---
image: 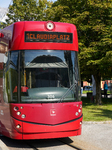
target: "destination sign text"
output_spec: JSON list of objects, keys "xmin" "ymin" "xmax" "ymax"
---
[{"xmin": 25, "ymin": 31, "xmax": 73, "ymax": 43}]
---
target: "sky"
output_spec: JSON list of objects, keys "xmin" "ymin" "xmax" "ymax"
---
[
  {"xmin": 0, "ymin": 0, "xmax": 56, "ymax": 8},
  {"xmin": 0, "ymin": 0, "xmax": 12, "ymax": 8}
]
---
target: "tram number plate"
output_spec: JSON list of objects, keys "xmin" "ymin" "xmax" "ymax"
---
[{"xmin": 47, "ymin": 94, "xmax": 55, "ymax": 99}]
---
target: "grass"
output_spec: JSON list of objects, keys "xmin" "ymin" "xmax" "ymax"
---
[
  {"xmin": 82, "ymin": 97, "xmax": 112, "ymax": 121},
  {"xmin": 83, "ymin": 90, "xmax": 92, "ymax": 94},
  {"xmin": 82, "ymin": 90, "xmax": 111, "ymax": 94}
]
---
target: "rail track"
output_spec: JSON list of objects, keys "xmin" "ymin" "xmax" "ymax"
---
[
  {"xmin": 0, "ymin": 132, "xmax": 102, "ymax": 150},
  {"xmin": 0, "ymin": 135, "xmax": 81, "ymax": 150},
  {"xmin": 24, "ymin": 138, "xmax": 81, "ymax": 150}
]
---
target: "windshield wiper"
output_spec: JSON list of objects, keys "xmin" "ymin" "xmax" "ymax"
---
[{"xmin": 59, "ymin": 80, "xmax": 77, "ymax": 102}]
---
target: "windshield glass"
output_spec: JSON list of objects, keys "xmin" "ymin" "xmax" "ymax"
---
[
  {"xmin": 7, "ymin": 50, "xmax": 80, "ymax": 103},
  {"xmin": 20, "ymin": 50, "xmax": 81, "ymax": 103}
]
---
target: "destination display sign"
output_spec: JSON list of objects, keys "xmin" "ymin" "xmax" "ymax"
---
[{"xmin": 25, "ymin": 31, "xmax": 73, "ymax": 43}]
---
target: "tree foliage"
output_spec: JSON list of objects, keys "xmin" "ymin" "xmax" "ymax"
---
[
  {"xmin": 52, "ymin": 0, "xmax": 112, "ymax": 104},
  {"xmin": 6, "ymin": 0, "xmax": 52, "ymax": 25},
  {"xmin": 0, "ymin": 22, "xmax": 6, "ymax": 29}
]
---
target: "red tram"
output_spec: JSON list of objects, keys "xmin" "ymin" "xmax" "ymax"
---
[{"xmin": 0, "ymin": 21, "xmax": 83, "ymax": 139}]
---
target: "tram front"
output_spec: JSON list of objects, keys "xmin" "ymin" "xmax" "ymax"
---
[{"xmin": 5, "ymin": 49, "xmax": 82, "ymax": 139}]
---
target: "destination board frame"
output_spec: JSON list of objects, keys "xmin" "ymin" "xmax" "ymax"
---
[{"xmin": 25, "ymin": 31, "xmax": 73, "ymax": 43}]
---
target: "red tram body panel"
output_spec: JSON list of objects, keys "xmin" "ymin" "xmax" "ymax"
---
[
  {"xmin": 9, "ymin": 21, "xmax": 78, "ymax": 51},
  {"xmin": 0, "ymin": 21, "xmax": 82, "ymax": 140}
]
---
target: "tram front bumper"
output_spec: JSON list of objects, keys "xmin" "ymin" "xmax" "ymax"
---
[{"xmin": 11, "ymin": 115, "xmax": 83, "ymax": 139}]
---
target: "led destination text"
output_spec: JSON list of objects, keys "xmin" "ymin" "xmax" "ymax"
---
[{"xmin": 25, "ymin": 31, "xmax": 73, "ymax": 43}]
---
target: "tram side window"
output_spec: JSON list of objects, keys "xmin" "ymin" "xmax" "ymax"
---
[
  {"xmin": 74, "ymin": 53, "xmax": 81, "ymax": 101},
  {"xmin": 3, "ymin": 52, "xmax": 10, "ymax": 103},
  {"xmin": 9, "ymin": 51, "xmax": 18, "ymax": 102},
  {"xmin": 0, "ymin": 53, "xmax": 4, "ymax": 102},
  {"xmin": 3, "ymin": 51, "xmax": 19, "ymax": 103},
  {"xmin": 64, "ymin": 51, "xmax": 73, "ymax": 86},
  {"xmin": 64, "ymin": 51, "xmax": 81, "ymax": 101}
]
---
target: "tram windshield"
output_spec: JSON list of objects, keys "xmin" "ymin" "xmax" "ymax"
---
[{"xmin": 4, "ymin": 50, "xmax": 81, "ymax": 103}]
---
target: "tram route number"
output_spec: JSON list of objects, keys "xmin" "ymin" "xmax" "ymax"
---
[{"xmin": 25, "ymin": 31, "xmax": 73, "ymax": 43}]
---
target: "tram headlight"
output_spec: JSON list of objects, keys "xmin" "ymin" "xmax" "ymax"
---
[
  {"xmin": 17, "ymin": 111, "xmax": 21, "ymax": 115},
  {"xmin": 45, "ymin": 21, "xmax": 55, "ymax": 31},
  {"xmin": 78, "ymin": 109, "xmax": 81, "ymax": 113},
  {"xmin": 21, "ymin": 114, "xmax": 26, "ymax": 118},
  {"xmin": 80, "ymin": 104, "xmax": 82, "ymax": 108},
  {"xmin": 75, "ymin": 112, "xmax": 79, "ymax": 116},
  {"xmin": 16, "ymin": 124, "xmax": 21, "ymax": 129},
  {"xmin": 80, "ymin": 121, "xmax": 82, "ymax": 125},
  {"xmin": 14, "ymin": 107, "xmax": 19, "ymax": 111}
]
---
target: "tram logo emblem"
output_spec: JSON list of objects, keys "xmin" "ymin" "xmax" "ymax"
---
[{"xmin": 50, "ymin": 109, "xmax": 56, "ymax": 116}]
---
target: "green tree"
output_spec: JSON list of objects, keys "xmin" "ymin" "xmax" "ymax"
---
[
  {"xmin": 0, "ymin": 22, "xmax": 7, "ymax": 29},
  {"xmin": 52, "ymin": 0, "xmax": 112, "ymax": 104},
  {"xmin": 78, "ymin": 0, "xmax": 112, "ymax": 105},
  {"xmin": 6, "ymin": 0, "xmax": 52, "ymax": 25}
]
